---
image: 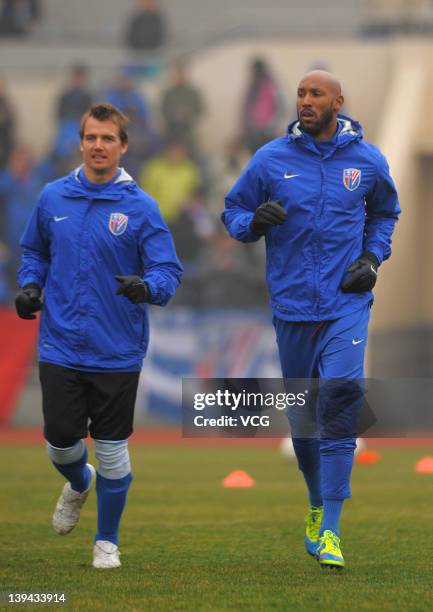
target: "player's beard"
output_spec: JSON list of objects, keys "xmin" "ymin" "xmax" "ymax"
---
[{"xmin": 299, "ymin": 103, "xmax": 334, "ymax": 137}]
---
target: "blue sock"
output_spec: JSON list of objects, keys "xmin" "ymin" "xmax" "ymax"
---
[
  {"xmin": 292, "ymin": 438, "xmax": 323, "ymax": 507},
  {"xmin": 320, "ymin": 436, "xmax": 355, "ymax": 499},
  {"xmin": 304, "ymin": 469, "xmax": 323, "ymax": 508},
  {"xmin": 320, "ymin": 499, "xmax": 344, "ymax": 536},
  {"xmin": 95, "ymin": 472, "xmax": 133, "ymax": 546},
  {"xmin": 319, "ymin": 438, "xmax": 355, "ymax": 536},
  {"xmin": 51, "ymin": 446, "xmax": 91, "ymax": 493}
]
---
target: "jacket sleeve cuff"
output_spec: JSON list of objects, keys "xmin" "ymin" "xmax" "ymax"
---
[
  {"xmin": 221, "ymin": 210, "xmax": 261, "ymax": 243},
  {"xmin": 363, "ymin": 250, "xmax": 380, "ymax": 268},
  {"xmin": 142, "ymin": 277, "xmax": 168, "ymax": 306},
  {"xmin": 363, "ymin": 244, "xmax": 383, "ymax": 266},
  {"xmin": 19, "ymin": 276, "xmax": 43, "ymax": 290}
]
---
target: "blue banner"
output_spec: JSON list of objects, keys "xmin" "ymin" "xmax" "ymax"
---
[{"xmin": 138, "ymin": 308, "xmax": 281, "ymax": 422}]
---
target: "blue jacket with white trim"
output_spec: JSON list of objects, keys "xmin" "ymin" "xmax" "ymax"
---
[
  {"xmin": 222, "ymin": 116, "xmax": 400, "ymax": 321},
  {"xmin": 18, "ymin": 167, "xmax": 183, "ymax": 371}
]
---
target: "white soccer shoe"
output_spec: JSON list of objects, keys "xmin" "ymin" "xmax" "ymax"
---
[
  {"xmin": 93, "ymin": 540, "xmax": 121, "ymax": 569},
  {"xmin": 52, "ymin": 464, "xmax": 96, "ymax": 535}
]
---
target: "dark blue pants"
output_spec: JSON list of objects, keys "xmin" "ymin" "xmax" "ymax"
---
[{"xmin": 274, "ymin": 304, "xmax": 370, "ymax": 499}]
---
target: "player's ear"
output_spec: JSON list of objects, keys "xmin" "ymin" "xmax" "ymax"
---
[
  {"xmin": 120, "ymin": 141, "xmax": 128, "ymax": 155},
  {"xmin": 335, "ymin": 94, "xmax": 344, "ymax": 112}
]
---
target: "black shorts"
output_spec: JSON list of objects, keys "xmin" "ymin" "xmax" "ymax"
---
[{"xmin": 39, "ymin": 362, "xmax": 140, "ymax": 447}]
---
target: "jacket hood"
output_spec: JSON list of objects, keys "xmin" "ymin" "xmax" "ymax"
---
[
  {"xmin": 286, "ymin": 114, "xmax": 363, "ymax": 150},
  {"xmin": 59, "ymin": 166, "xmax": 137, "ymax": 199}
]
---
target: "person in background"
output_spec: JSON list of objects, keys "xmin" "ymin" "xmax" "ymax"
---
[
  {"xmin": 161, "ymin": 61, "xmax": 205, "ymax": 157},
  {"xmin": 241, "ymin": 57, "xmax": 286, "ymax": 155},
  {"xmin": 0, "ymin": 78, "xmax": 15, "ymax": 170},
  {"xmin": 124, "ymin": 0, "xmax": 167, "ymax": 51},
  {"xmin": 0, "ymin": 241, "xmax": 10, "ymax": 303},
  {"xmin": 169, "ymin": 189, "xmax": 215, "ymax": 306},
  {"xmin": 0, "ymin": 0, "xmax": 40, "ymax": 37},
  {"xmin": 0, "ymin": 144, "xmax": 44, "ymax": 293},
  {"xmin": 56, "ymin": 63, "xmax": 93, "ymax": 125},
  {"xmin": 103, "ymin": 70, "xmax": 159, "ymax": 176},
  {"xmin": 196, "ymin": 226, "xmax": 268, "ymax": 308},
  {"xmin": 139, "ymin": 140, "xmax": 201, "ymax": 225},
  {"xmin": 209, "ymin": 139, "xmax": 250, "ymax": 215},
  {"xmin": 47, "ymin": 64, "xmax": 94, "ymax": 181}
]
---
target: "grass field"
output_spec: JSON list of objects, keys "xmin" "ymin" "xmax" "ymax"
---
[{"xmin": 1, "ymin": 443, "xmax": 433, "ymax": 611}]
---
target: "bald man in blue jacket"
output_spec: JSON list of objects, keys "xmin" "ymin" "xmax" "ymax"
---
[{"xmin": 222, "ymin": 71, "xmax": 400, "ymax": 570}]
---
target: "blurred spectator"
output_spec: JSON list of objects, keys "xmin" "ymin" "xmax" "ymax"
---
[
  {"xmin": 169, "ymin": 191, "xmax": 215, "ymax": 307},
  {"xmin": 241, "ymin": 57, "xmax": 285, "ymax": 154},
  {"xmin": 0, "ymin": 0, "xmax": 40, "ymax": 37},
  {"xmin": 139, "ymin": 141, "xmax": 201, "ymax": 224},
  {"xmin": 168, "ymin": 190, "xmax": 267, "ymax": 308},
  {"xmin": 0, "ymin": 144, "xmax": 44, "ymax": 289},
  {"xmin": 103, "ymin": 71, "xmax": 150, "ymax": 127},
  {"xmin": 42, "ymin": 121, "xmax": 82, "ymax": 182},
  {"xmin": 47, "ymin": 63, "xmax": 94, "ymax": 180},
  {"xmin": 0, "ymin": 241, "xmax": 9, "ymax": 303},
  {"xmin": 170, "ymin": 189, "xmax": 215, "ymax": 269},
  {"xmin": 103, "ymin": 70, "xmax": 159, "ymax": 175},
  {"xmin": 209, "ymin": 139, "xmax": 250, "ymax": 214},
  {"xmin": 0, "ymin": 78, "xmax": 15, "ymax": 170},
  {"xmin": 56, "ymin": 63, "xmax": 93, "ymax": 124},
  {"xmin": 38, "ymin": 147, "xmax": 82, "ymax": 184},
  {"xmin": 194, "ymin": 228, "xmax": 268, "ymax": 308},
  {"xmin": 161, "ymin": 61, "xmax": 205, "ymax": 156},
  {"xmin": 124, "ymin": 0, "xmax": 167, "ymax": 51}
]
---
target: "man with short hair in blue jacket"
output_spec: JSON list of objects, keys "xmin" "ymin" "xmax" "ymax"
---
[
  {"xmin": 15, "ymin": 103, "xmax": 183, "ymax": 569},
  {"xmin": 222, "ymin": 71, "xmax": 400, "ymax": 570}
]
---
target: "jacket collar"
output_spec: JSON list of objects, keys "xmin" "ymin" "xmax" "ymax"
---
[
  {"xmin": 286, "ymin": 114, "xmax": 363, "ymax": 156},
  {"xmin": 59, "ymin": 166, "xmax": 136, "ymax": 199}
]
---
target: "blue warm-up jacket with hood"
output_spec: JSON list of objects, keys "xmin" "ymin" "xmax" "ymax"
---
[
  {"xmin": 222, "ymin": 116, "xmax": 400, "ymax": 321},
  {"xmin": 18, "ymin": 167, "xmax": 183, "ymax": 371}
]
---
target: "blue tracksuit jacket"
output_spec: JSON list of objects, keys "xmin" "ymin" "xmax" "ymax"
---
[
  {"xmin": 222, "ymin": 116, "xmax": 400, "ymax": 321},
  {"xmin": 18, "ymin": 167, "xmax": 183, "ymax": 371}
]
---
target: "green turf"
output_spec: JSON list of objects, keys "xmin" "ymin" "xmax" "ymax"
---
[{"xmin": 1, "ymin": 444, "xmax": 433, "ymax": 611}]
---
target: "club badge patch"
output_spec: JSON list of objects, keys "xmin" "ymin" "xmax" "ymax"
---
[
  {"xmin": 109, "ymin": 212, "xmax": 128, "ymax": 236},
  {"xmin": 343, "ymin": 168, "xmax": 361, "ymax": 191}
]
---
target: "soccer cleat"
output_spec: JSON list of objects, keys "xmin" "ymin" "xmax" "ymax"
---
[
  {"xmin": 316, "ymin": 529, "xmax": 345, "ymax": 570},
  {"xmin": 304, "ymin": 505, "xmax": 323, "ymax": 556},
  {"xmin": 93, "ymin": 540, "xmax": 121, "ymax": 569},
  {"xmin": 52, "ymin": 464, "xmax": 96, "ymax": 535}
]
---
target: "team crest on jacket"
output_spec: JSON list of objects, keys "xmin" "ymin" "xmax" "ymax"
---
[
  {"xmin": 343, "ymin": 168, "xmax": 361, "ymax": 191},
  {"xmin": 109, "ymin": 212, "xmax": 128, "ymax": 236}
]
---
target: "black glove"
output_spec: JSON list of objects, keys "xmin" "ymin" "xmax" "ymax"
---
[
  {"xmin": 115, "ymin": 275, "xmax": 151, "ymax": 304},
  {"xmin": 341, "ymin": 252, "xmax": 379, "ymax": 293},
  {"xmin": 15, "ymin": 284, "xmax": 43, "ymax": 320},
  {"xmin": 251, "ymin": 200, "xmax": 287, "ymax": 236}
]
